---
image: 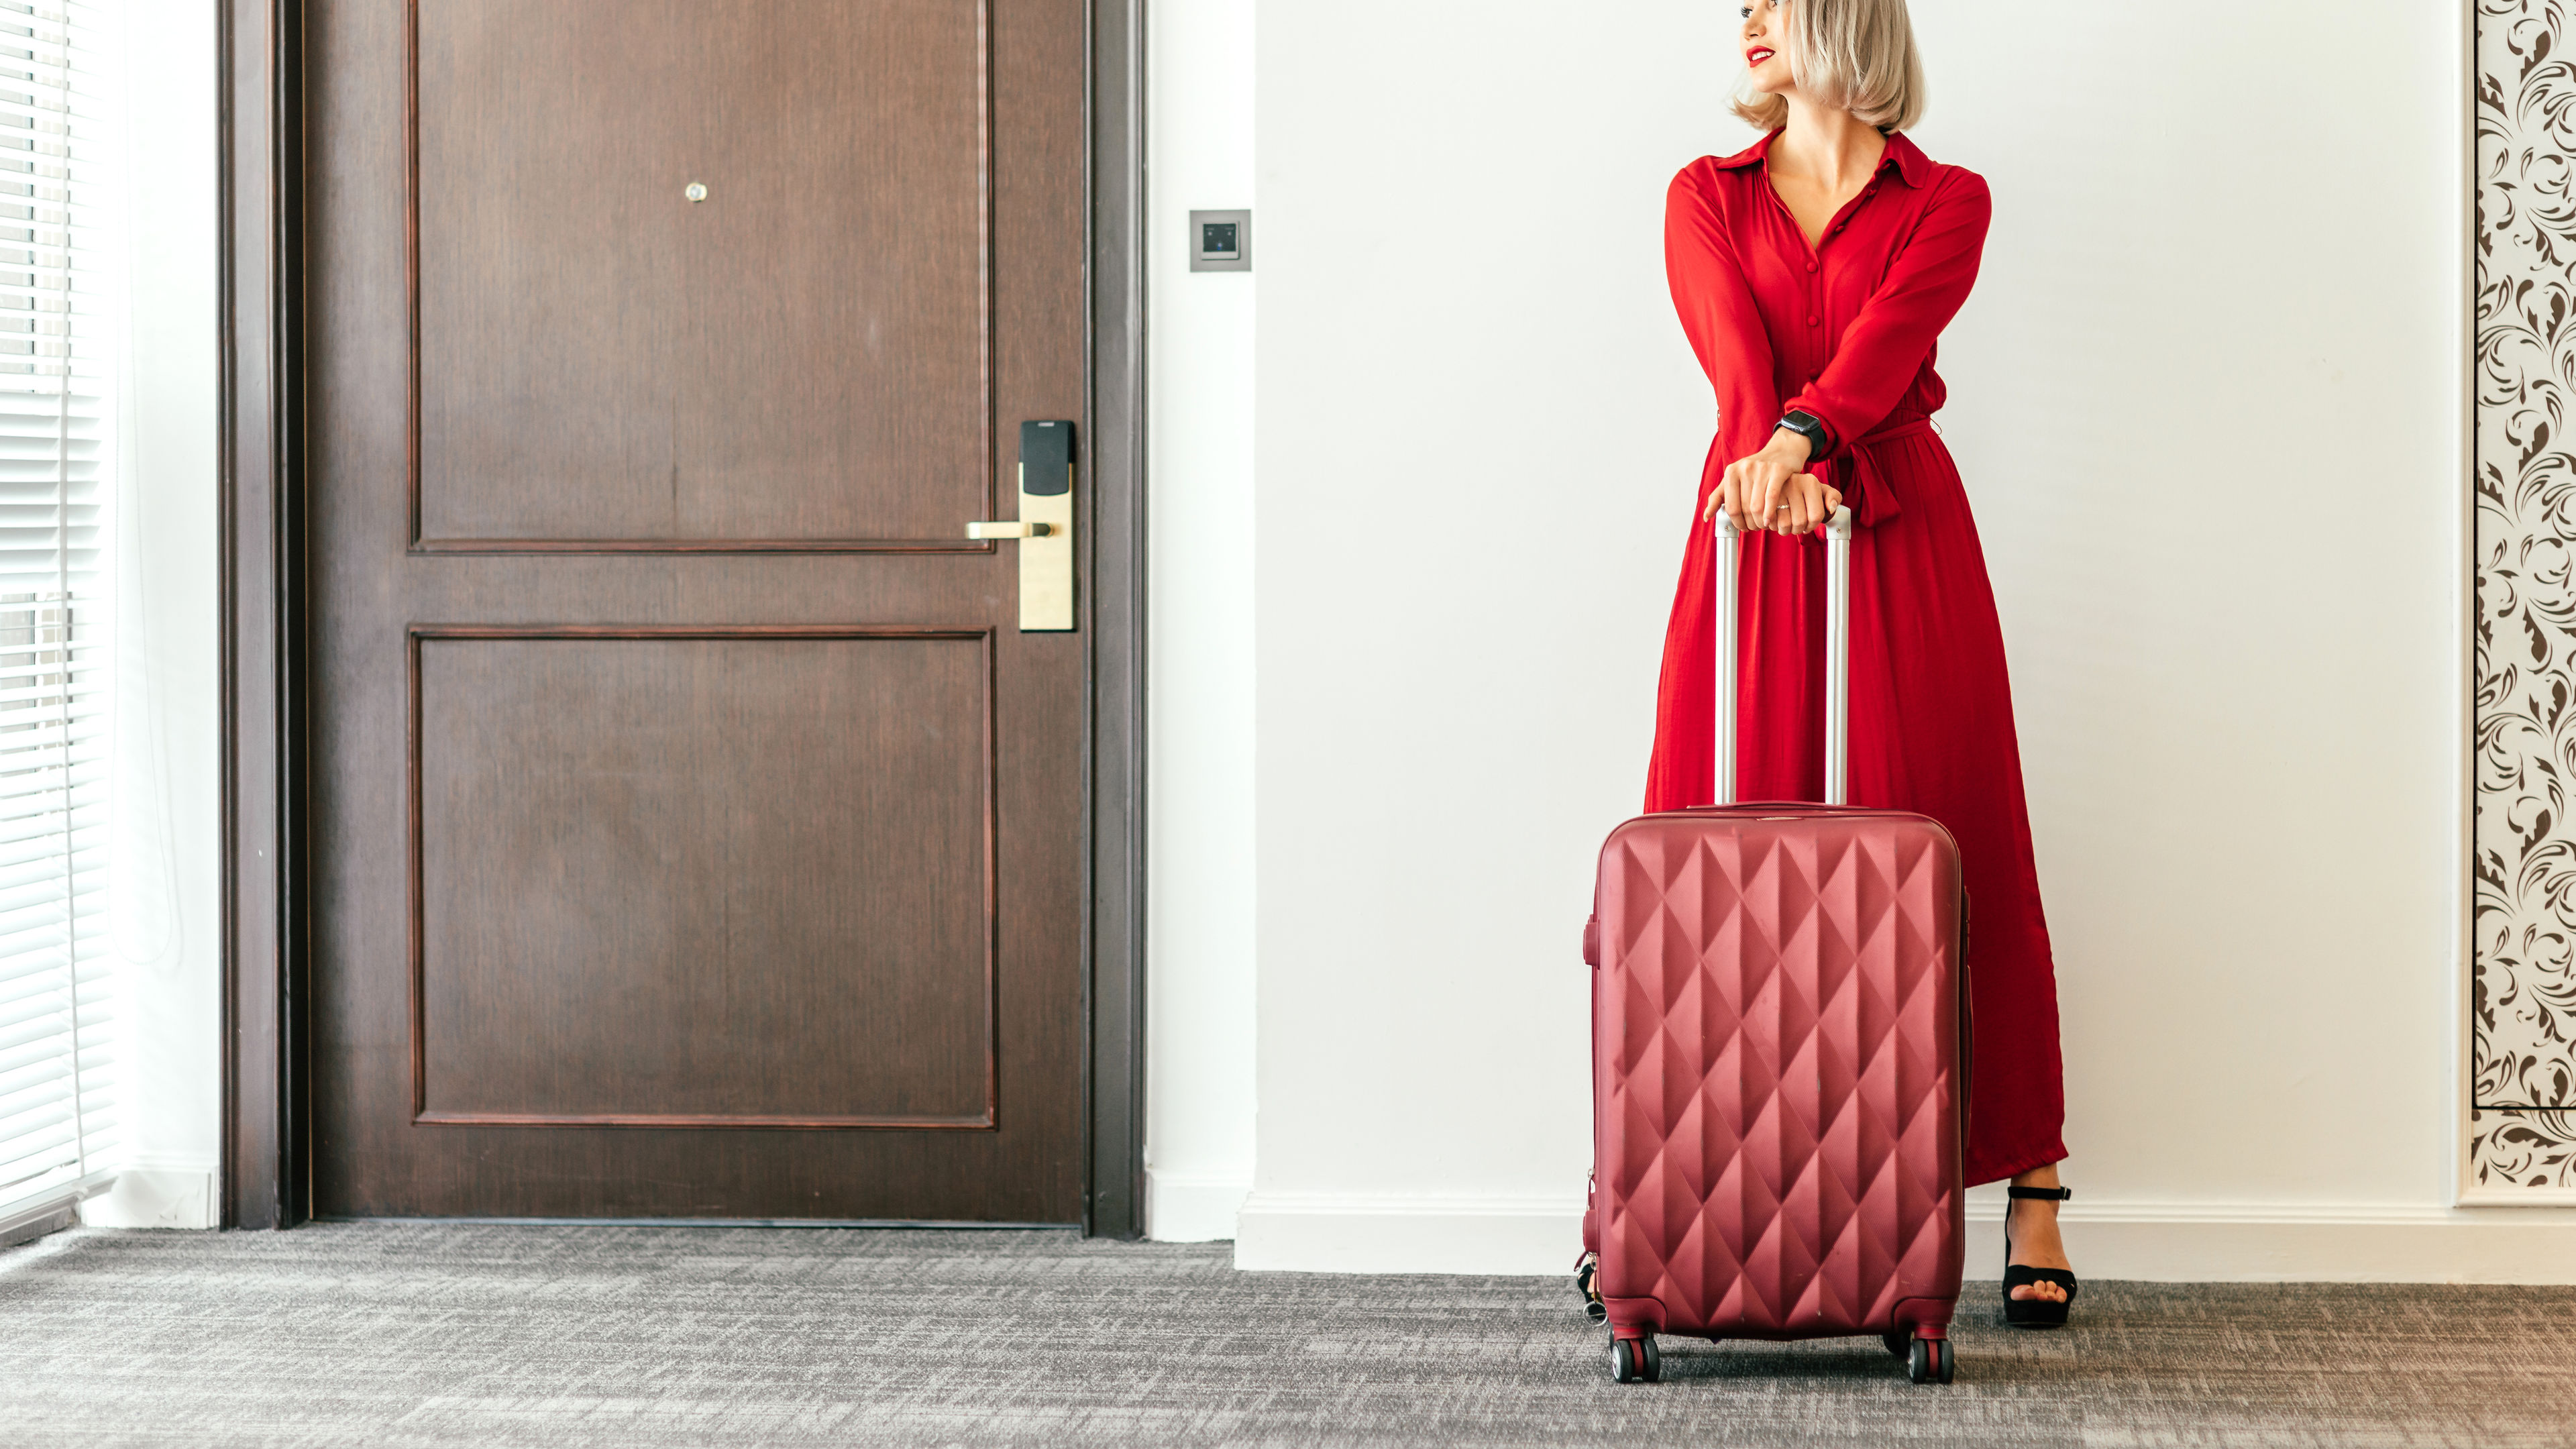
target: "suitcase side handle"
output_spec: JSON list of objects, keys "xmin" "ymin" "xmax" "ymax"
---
[{"xmin": 1714, "ymin": 505, "xmax": 1853, "ymax": 806}]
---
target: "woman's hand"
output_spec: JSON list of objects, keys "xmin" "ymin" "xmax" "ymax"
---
[{"xmin": 1703, "ymin": 429, "xmax": 1844, "ymax": 536}]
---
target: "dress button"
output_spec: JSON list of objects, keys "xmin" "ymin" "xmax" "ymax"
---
[
  {"xmin": 1805, "ymin": 261, "xmax": 1817, "ymax": 273},
  {"xmin": 1807, "ymin": 315, "xmax": 1819, "ymax": 326}
]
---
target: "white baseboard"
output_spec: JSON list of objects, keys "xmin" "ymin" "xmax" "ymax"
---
[
  {"xmin": 1146, "ymin": 1169, "xmax": 1252, "ymax": 1242},
  {"xmin": 1235, "ymin": 1192, "xmax": 1584, "ymax": 1273},
  {"xmin": 1234, "ymin": 1192, "xmax": 2576, "ymax": 1282},
  {"xmin": 80, "ymin": 1161, "xmax": 218, "ymax": 1230},
  {"xmin": 1965, "ymin": 1198, "xmax": 2576, "ymax": 1283}
]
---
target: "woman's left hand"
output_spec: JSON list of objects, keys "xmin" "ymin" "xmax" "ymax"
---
[{"xmin": 1703, "ymin": 430, "xmax": 1843, "ymax": 535}]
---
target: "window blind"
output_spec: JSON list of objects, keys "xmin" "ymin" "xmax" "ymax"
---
[{"xmin": 0, "ymin": 0, "xmax": 114, "ymax": 1221}]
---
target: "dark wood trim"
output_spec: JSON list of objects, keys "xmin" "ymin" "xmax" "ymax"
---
[
  {"xmin": 221, "ymin": 0, "xmax": 1150, "ymax": 1235},
  {"xmin": 400, "ymin": 0, "xmax": 417, "ymax": 549},
  {"xmin": 407, "ymin": 539, "xmax": 1002, "ymax": 556},
  {"xmin": 392, "ymin": 623, "xmax": 1000, "ymax": 641},
  {"xmin": 1083, "ymin": 0, "xmax": 1147, "ymax": 1240},
  {"xmin": 407, "ymin": 1111, "xmax": 1001, "ymax": 1130},
  {"xmin": 977, "ymin": 0, "xmax": 999, "ymax": 556},
  {"xmin": 400, "ymin": 624, "xmax": 1003, "ymax": 1136},
  {"xmin": 220, "ymin": 0, "xmax": 308, "ymax": 1231},
  {"xmin": 398, "ymin": 0, "xmax": 1003, "ymax": 557}
]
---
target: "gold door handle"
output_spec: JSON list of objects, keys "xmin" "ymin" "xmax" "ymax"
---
[{"xmin": 977, "ymin": 421, "xmax": 1076, "ymax": 632}]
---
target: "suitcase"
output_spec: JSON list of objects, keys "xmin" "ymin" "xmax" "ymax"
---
[{"xmin": 1577, "ymin": 504, "xmax": 1972, "ymax": 1386}]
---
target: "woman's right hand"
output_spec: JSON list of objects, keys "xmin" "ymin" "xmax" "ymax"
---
[
  {"xmin": 1703, "ymin": 428, "xmax": 1841, "ymax": 535},
  {"xmin": 1701, "ymin": 458, "xmax": 1843, "ymax": 535}
]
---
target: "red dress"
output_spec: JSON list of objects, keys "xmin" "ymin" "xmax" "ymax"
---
[{"xmin": 1646, "ymin": 129, "xmax": 2065, "ymax": 1185}]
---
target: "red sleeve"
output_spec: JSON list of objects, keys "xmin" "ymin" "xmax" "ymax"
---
[
  {"xmin": 1784, "ymin": 168, "xmax": 1990, "ymax": 455},
  {"xmin": 1664, "ymin": 164, "xmax": 1782, "ymax": 474}
]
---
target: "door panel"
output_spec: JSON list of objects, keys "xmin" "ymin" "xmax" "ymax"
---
[
  {"xmin": 415, "ymin": 1, "xmax": 993, "ymax": 547},
  {"xmin": 309, "ymin": 0, "xmax": 1087, "ymax": 1221},
  {"xmin": 413, "ymin": 629, "xmax": 996, "ymax": 1128}
]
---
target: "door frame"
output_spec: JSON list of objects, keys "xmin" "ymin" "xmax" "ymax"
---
[{"xmin": 218, "ymin": 0, "xmax": 1150, "ymax": 1236}]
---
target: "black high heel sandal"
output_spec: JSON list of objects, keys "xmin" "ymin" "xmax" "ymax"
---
[{"xmin": 2002, "ymin": 1185, "xmax": 2077, "ymax": 1329}]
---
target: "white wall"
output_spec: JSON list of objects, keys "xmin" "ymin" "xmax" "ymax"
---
[
  {"xmin": 1232, "ymin": 2, "xmax": 1701, "ymax": 1269},
  {"xmin": 85, "ymin": 0, "xmax": 223, "ymax": 1231},
  {"xmin": 1206, "ymin": 0, "xmax": 2576, "ymax": 1279},
  {"xmin": 74, "ymin": 0, "xmax": 2565, "ymax": 1271},
  {"xmin": 1142, "ymin": 0, "xmax": 1260, "ymax": 1241}
]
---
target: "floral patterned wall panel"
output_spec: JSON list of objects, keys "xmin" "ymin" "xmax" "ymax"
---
[{"xmin": 2476, "ymin": 0, "xmax": 2576, "ymax": 1193}]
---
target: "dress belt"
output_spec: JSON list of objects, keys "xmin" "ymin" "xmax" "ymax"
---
[{"xmin": 1823, "ymin": 413, "xmax": 1935, "ymax": 527}]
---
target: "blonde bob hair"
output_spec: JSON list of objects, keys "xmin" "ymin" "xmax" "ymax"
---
[{"xmin": 1730, "ymin": 0, "xmax": 1927, "ymax": 133}]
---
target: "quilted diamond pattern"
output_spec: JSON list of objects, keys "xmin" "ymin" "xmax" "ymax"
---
[{"xmin": 1595, "ymin": 809, "xmax": 1966, "ymax": 1338}]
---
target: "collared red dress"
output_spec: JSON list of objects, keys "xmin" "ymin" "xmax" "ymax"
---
[{"xmin": 1645, "ymin": 128, "xmax": 2066, "ymax": 1185}]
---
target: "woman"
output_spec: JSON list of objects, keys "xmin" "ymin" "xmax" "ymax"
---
[{"xmin": 1646, "ymin": 0, "xmax": 2078, "ymax": 1325}]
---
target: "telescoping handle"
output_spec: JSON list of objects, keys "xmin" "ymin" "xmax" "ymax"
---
[{"xmin": 1713, "ymin": 505, "xmax": 1854, "ymax": 806}]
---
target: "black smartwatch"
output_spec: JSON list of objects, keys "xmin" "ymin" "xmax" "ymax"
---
[{"xmin": 1776, "ymin": 409, "xmax": 1830, "ymax": 460}]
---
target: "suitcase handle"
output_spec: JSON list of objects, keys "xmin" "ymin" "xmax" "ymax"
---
[{"xmin": 1713, "ymin": 505, "xmax": 1853, "ymax": 806}]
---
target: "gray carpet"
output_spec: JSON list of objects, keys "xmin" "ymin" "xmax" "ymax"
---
[{"xmin": 1, "ymin": 1224, "xmax": 2571, "ymax": 1448}]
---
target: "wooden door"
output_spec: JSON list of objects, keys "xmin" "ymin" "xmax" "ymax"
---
[{"xmin": 305, "ymin": 0, "xmax": 1090, "ymax": 1221}]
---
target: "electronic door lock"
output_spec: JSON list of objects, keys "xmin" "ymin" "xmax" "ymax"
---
[{"xmin": 967, "ymin": 421, "xmax": 1075, "ymax": 631}]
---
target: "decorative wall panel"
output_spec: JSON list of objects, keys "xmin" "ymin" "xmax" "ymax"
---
[{"xmin": 2475, "ymin": 0, "xmax": 2576, "ymax": 1191}]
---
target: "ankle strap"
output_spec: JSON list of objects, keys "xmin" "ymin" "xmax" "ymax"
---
[{"xmin": 2007, "ymin": 1185, "xmax": 2072, "ymax": 1201}]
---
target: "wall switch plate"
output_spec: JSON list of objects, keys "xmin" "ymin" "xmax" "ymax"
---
[{"xmin": 1190, "ymin": 209, "xmax": 1250, "ymax": 272}]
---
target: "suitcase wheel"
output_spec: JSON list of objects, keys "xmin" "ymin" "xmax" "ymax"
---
[
  {"xmin": 1574, "ymin": 1254, "xmax": 1606, "ymax": 1323},
  {"xmin": 1881, "ymin": 1331, "xmax": 1909, "ymax": 1359},
  {"xmin": 1609, "ymin": 1334, "xmax": 1660, "ymax": 1385},
  {"xmin": 1906, "ymin": 1336, "xmax": 1955, "ymax": 1385}
]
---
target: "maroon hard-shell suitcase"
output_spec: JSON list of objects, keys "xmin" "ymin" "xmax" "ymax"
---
[{"xmin": 1578, "ymin": 506, "xmax": 1971, "ymax": 1386}]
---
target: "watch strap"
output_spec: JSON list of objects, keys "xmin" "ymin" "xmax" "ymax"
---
[{"xmin": 1778, "ymin": 409, "xmax": 1831, "ymax": 460}]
